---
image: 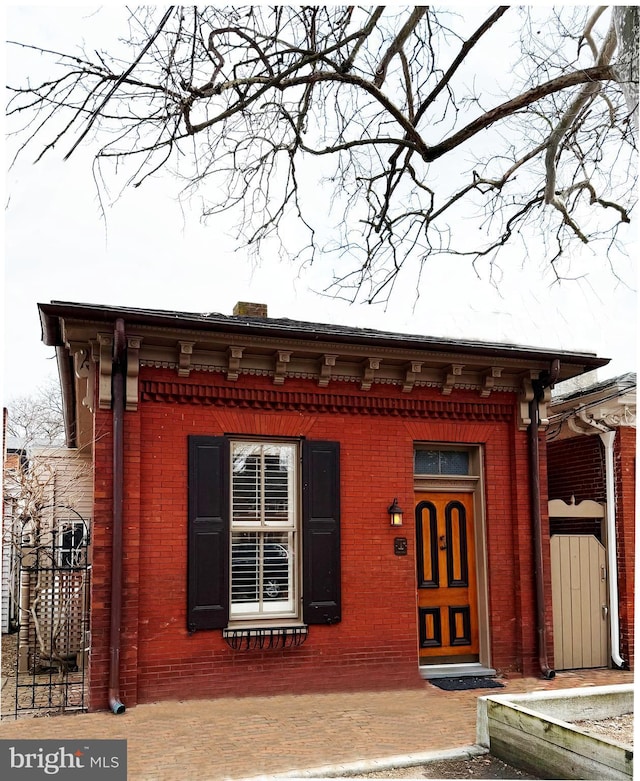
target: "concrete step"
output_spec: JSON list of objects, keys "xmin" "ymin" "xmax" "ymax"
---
[{"xmin": 419, "ymin": 663, "xmax": 497, "ymax": 680}]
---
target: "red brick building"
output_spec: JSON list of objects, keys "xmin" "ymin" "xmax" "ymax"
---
[
  {"xmin": 547, "ymin": 373, "xmax": 636, "ymax": 671},
  {"xmin": 39, "ymin": 300, "xmax": 612, "ymax": 712}
]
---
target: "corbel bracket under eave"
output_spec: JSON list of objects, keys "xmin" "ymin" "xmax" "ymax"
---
[
  {"xmin": 518, "ymin": 372, "xmax": 551, "ymax": 430},
  {"xmin": 480, "ymin": 366, "xmax": 503, "ymax": 398},
  {"xmin": 274, "ymin": 351, "xmax": 292, "ymax": 385},
  {"xmin": 361, "ymin": 358, "xmax": 382, "ymax": 391},
  {"xmin": 567, "ymin": 414, "xmax": 602, "ymax": 436},
  {"xmin": 318, "ymin": 354, "xmax": 338, "ymax": 388},
  {"xmin": 95, "ymin": 333, "xmax": 142, "ymax": 411},
  {"xmin": 538, "ymin": 386, "xmax": 551, "ymax": 427},
  {"xmin": 442, "ymin": 364, "xmax": 464, "ymax": 395},
  {"xmin": 518, "ymin": 374, "xmax": 535, "ymax": 430},
  {"xmin": 403, "ymin": 361, "xmax": 423, "ymax": 393},
  {"xmin": 69, "ymin": 342, "xmax": 93, "ymax": 413},
  {"xmin": 126, "ymin": 336, "xmax": 142, "ymax": 411},
  {"xmin": 227, "ymin": 346, "xmax": 244, "ymax": 381},
  {"xmin": 71, "ymin": 344, "xmax": 91, "ymax": 379},
  {"xmin": 178, "ymin": 341, "xmax": 195, "ymax": 378},
  {"xmin": 97, "ymin": 333, "xmax": 113, "ymax": 410}
]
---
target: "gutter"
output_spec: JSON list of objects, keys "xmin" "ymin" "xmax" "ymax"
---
[
  {"xmin": 56, "ymin": 346, "xmax": 77, "ymax": 449},
  {"xmin": 109, "ymin": 318, "xmax": 126, "ymax": 714},
  {"xmin": 529, "ymin": 360, "xmax": 560, "ymax": 679}
]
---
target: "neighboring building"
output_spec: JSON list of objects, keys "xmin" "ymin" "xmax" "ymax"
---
[
  {"xmin": 2, "ymin": 421, "xmax": 25, "ymax": 635},
  {"xmin": 547, "ymin": 373, "xmax": 636, "ymax": 672},
  {"xmin": 38, "ymin": 300, "xmax": 615, "ymax": 713},
  {"xmin": 13, "ymin": 445, "xmax": 93, "ymax": 674},
  {"xmin": 1, "ymin": 429, "xmax": 93, "ymax": 670}
]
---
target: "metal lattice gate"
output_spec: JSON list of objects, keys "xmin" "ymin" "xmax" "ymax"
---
[{"xmin": 1, "ymin": 516, "xmax": 90, "ymax": 719}]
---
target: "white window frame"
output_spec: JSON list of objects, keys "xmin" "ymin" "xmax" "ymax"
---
[
  {"xmin": 56, "ymin": 520, "xmax": 87, "ymax": 568},
  {"xmin": 229, "ymin": 440, "xmax": 299, "ymax": 621}
]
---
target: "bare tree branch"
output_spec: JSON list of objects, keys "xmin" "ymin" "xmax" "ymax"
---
[
  {"xmin": 63, "ymin": 6, "xmax": 177, "ymax": 160},
  {"xmin": 6, "ymin": 379, "xmax": 65, "ymax": 445},
  {"xmin": 544, "ymin": 15, "xmax": 618, "ymax": 240},
  {"xmin": 374, "ymin": 6, "xmax": 428, "ymax": 88},
  {"xmin": 6, "ymin": 5, "xmax": 637, "ymax": 304}
]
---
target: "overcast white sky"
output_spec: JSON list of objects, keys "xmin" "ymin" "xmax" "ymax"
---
[{"xmin": 2, "ymin": 5, "xmax": 637, "ymax": 405}]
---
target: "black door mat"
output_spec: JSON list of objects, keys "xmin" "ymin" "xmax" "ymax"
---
[{"xmin": 428, "ymin": 676, "xmax": 505, "ymax": 691}]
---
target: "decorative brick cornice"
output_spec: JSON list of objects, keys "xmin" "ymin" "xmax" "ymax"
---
[
  {"xmin": 138, "ymin": 359, "xmax": 512, "ymax": 392},
  {"xmin": 139, "ymin": 379, "xmax": 515, "ymax": 421},
  {"xmin": 47, "ymin": 301, "xmax": 604, "ymax": 452},
  {"xmin": 55, "ymin": 311, "xmax": 577, "ymax": 433}
]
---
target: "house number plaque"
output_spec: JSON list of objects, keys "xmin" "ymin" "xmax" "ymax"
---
[{"xmin": 394, "ymin": 537, "xmax": 408, "ymax": 556}]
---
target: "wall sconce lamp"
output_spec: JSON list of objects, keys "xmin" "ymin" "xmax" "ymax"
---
[{"xmin": 388, "ymin": 498, "xmax": 404, "ymax": 527}]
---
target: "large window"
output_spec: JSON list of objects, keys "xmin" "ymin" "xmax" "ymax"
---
[
  {"xmin": 230, "ymin": 442, "xmax": 297, "ymax": 619},
  {"xmin": 187, "ymin": 436, "xmax": 341, "ymax": 631}
]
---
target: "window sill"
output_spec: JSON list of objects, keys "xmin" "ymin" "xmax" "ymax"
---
[{"xmin": 223, "ymin": 624, "xmax": 308, "ymax": 650}]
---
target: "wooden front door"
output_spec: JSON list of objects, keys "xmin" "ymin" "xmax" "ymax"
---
[{"xmin": 416, "ymin": 492, "xmax": 479, "ymax": 663}]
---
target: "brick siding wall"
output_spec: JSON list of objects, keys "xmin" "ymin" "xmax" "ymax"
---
[
  {"xmin": 547, "ymin": 436, "xmax": 605, "ymax": 504},
  {"xmin": 615, "ymin": 427, "xmax": 635, "ymax": 669},
  {"xmin": 88, "ymin": 367, "xmax": 547, "ymax": 709}
]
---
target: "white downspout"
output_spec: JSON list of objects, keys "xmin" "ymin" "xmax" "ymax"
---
[{"xmin": 599, "ymin": 429, "xmax": 624, "ymax": 668}]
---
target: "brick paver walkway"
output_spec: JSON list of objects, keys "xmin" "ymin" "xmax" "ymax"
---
[{"xmin": 0, "ymin": 668, "xmax": 632, "ymax": 780}]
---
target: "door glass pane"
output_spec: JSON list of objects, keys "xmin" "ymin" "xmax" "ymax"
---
[
  {"xmin": 440, "ymin": 451, "xmax": 469, "ymax": 475},
  {"xmin": 414, "ymin": 449, "xmax": 469, "ymax": 475},
  {"xmin": 414, "ymin": 450, "xmax": 439, "ymax": 474}
]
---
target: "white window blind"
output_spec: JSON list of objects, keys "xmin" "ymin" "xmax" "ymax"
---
[{"xmin": 230, "ymin": 442, "xmax": 297, "ymax": 619}]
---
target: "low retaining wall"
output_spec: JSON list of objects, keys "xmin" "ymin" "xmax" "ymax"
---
[{"xmin": 477, "ymin": 684, "xmax": 633, "ymax": 780}]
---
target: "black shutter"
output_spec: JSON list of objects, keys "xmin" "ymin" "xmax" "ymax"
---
[
  {"xmin": 302, "ymin": 440, "xmax": 341, "ymax": 624},
  {"xmin": 187, "ymin": 436, "xmax": 229, "ymax": 631}
]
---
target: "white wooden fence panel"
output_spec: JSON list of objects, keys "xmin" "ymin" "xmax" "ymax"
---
[{"xmin": 551, "ymin": 534, "xmax": 608, "ymax": 670}]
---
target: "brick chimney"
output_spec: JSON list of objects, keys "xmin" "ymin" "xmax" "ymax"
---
[{"xmin": 233, "ymin": 302, "xmax": 268, "ymax": 318}]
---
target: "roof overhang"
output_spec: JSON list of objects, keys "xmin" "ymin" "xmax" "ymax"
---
[
  {"xmin": 38, "ymin": 300, "xmax": 610, "ymax": 449},
  {"xmin": 549, "ymin": 373, "xmax": 636, "ymax": 439}
]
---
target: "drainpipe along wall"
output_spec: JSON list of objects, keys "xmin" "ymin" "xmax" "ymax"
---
[
  {"xmin": 600, "ymin": 430, "xmax": 625, "ymax": 668},
  {"xmin": 109, "ymin": 319, "xmax": 126, "ymax": 714},
  {"xmin": 529, "ymin": 363, "xmax": 559, "ymax": 680},
  {"xmin": 574, "ymin": 410, "xmax": 624, "ymax": 667}
]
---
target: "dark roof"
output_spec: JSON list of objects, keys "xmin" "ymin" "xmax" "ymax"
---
[
  {"xmin": 553, "ymin": 372, "xmax": 636, "ymax": 403},
  {"xmin": 38, "ymin": 300, "xmax": 609, "ymax": 369}
]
